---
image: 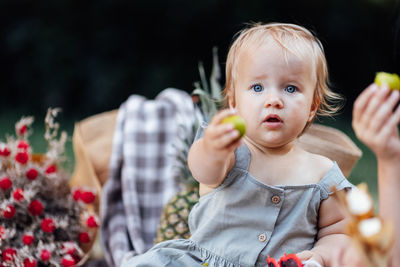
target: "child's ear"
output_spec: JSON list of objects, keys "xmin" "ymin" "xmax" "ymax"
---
[
  {"xmin": 308, "ymin": 99, "xmax": 319, "ymax": 122},
  {"xmin": 228, "ymin": 90, "xmax": 236, "ymax": 108}
]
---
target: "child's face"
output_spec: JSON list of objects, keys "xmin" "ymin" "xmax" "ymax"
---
[{"xmin": 230, "ymin": 40, "xmax": 317, "ymax": 148}]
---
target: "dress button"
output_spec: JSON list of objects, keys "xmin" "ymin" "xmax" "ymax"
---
[
  {"xmin": 258, "ymin": 233, "xmax": 267, "ymax": 242},
  {"xmin": 271, "ymin": 195, "xmax": 281, "ymax": 204}
]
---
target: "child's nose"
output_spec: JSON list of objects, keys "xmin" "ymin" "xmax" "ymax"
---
[{"xmin": 264, "ymin": 89, "xmax": 283, "ymax": 108}]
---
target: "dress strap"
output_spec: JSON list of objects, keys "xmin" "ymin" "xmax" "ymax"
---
[
  {"xmin": 233, "ymin": 144, "xmax": 251, "ymax": 171},
  {"xmin": 318, "ymin": 162, "xmax": 355, "ymax": 199}
]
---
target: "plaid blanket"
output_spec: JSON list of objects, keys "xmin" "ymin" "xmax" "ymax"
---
[{"xmin": 100, "ymin": 88, "xmax": 200, "ymax": 267}]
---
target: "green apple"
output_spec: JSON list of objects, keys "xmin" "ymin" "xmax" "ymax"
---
[
  {"xmin": 374, "ymin": 72, "xmax": 400, "ymax": 90},
  {"xmin": 222, "ymin": 115, "xmax": 246, "ymax": 138}
]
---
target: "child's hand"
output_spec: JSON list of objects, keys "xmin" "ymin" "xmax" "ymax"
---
[
  {"xmin": 296, "ymin": 250, "xmax": 323, "ymax": 266},
  {"xmin": 330, "ymin": 245, "xmax": 365, "ymax": 267},
  {"xmin": 203, "ymin": 109, "xmax": 243, "ymax": 161},
  {"xmin": 352, "ymin": 83, "xmax": 400, "ymax": 161}
]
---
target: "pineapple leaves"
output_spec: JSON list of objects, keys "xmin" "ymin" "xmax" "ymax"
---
[
  {"xmin": 192, "ymin": 46, "xmax": 223, "ymax": 123},
  {"xmin": 210, "ymin": 46, "xmax": 222, "ymax": 102}
]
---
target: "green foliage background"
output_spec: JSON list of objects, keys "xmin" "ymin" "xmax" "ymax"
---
[{"xmin": 1, "ymin": 0, "xmax": 399, "ymax": 205}]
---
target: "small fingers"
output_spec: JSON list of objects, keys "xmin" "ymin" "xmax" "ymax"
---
[
  {"xmin": 206, "ymin": 109, "xmax": 236, "ymax": 140},
  {"xmin": 296, "ymin": 250, "xmax": 313, "ymax": 261},
  {"xmin": 330, "ymin": 246, "xmax": 345, "ymax": 267},
  {"xmin": 210, "ymin": 108, "xmax": 236, "ymax": 125},
  {"xmin": 205, "ymin": 108, "xmax": 243, "ymax": 151},
  {"xmin": 214, "ymin": 129, "xmax": 241, "ymax": 149}
]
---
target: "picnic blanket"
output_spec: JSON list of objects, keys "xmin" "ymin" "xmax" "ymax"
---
[{"xmin": 100, "ymin": 88, "xmax": 200, "ymax": 267}]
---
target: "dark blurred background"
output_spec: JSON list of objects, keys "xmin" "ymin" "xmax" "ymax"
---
[
  {"xmin": 1, "ymin": 0, "xmax": 399, "ymax": 118},
  {"xmin": 0, "ymin": 0, "xmax": 399, "ymax": 196}
]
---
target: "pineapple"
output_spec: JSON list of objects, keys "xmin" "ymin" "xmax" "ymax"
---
[{"xmin": 155, "ymin": 47, "xmax": 223, "ymax": 243}]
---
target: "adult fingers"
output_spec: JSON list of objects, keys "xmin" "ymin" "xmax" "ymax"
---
[
  {"xmin": 389, "ymin": 98, "xmax": 400, "ymax": 127},
  {"xmin": 368, "ymin": 89, "xmax": 400, "ymax": 133},
  {"xmin": 378, "ymin": 99, "xmax": 400, "ymax": 141},
  {"xmin": 352, "ymin": 84, "xmax": 378, "ymax": 123},
  {"xmin": 359, "ymin": 85, "xmax": 391, "ymax": 130}
]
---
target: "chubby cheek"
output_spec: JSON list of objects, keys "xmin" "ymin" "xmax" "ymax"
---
[
  {"xmin": 236, "ymin": 100, "xmax": 263, "ymax": 129},
  {"xmin": 292, "ymin": 104, "xmax": 314, "ymax": 132}
]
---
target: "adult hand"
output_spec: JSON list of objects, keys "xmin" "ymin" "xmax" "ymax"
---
[{"xmin": 352, "ymin": 83, "xmax": 400, "ymax": 161}]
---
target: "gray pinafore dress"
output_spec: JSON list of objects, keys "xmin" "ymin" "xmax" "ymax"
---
[{"xmin": 122, "ymin": 144, "xmax": 353, "ymax": 267}]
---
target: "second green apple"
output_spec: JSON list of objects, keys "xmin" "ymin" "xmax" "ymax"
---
[{"xmin": 374, "ymin": 72, "xmax": 400, "ymax": 90}]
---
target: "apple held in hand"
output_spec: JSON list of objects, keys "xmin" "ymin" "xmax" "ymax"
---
[
  {"xmin": 222, "ymin": 115, "xmax": 246, "ymax": 138},
  {"xmin": 374, "ymin": 72, "xmax": 400, "ymax": 90}
]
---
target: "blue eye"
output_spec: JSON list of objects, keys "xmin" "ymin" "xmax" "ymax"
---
[
  {"xmin": 251, "ymin": 84, "xmax": 263, "ymax": 92},
  {"xmin": 285, "ymin": 85, "xmax": 297, "ymax": 93}
]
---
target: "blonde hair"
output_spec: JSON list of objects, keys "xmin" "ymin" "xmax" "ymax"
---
[{"xmin": 223, "ymin": 22, "xmax": 343, "ymax": 119}]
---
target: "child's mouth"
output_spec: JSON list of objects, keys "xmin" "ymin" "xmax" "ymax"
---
[
  {"xmin": 266, "ymin": 118, "xmax": 281, "ymax": 122},
  {"xmin": 263, "ymin": 115, "xmax": 283, "ymax": 128},
  {"xmin": 264, "ymin": 115, "xmax": 282, "ymax": 123}
]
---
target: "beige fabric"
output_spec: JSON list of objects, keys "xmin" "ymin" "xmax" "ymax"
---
[
  {"xmin": 297, "ymin": 123, "xmax": 362, "ymax": 177},
  {"xmin": 70, "ymin": 109, "xmax": 118, "ymax": 197}
]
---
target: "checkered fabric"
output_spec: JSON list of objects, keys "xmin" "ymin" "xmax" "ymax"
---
[{"xmin": 100, "ymin": 88, "xmax": 200, "ymax": 267}]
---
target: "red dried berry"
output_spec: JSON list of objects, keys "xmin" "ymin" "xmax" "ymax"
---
[
  {"xmin": 18, "ymin": 125, "xmax": 27, "ymax": 135},
  {"xmin": 22, "ymin": 234, "xmax": 34, "ymax": 245},
  {"xmin": 45, "ymin": 165, "xmax": 56, "ymax": 174},
  {"xmin": 15, "ymin": 151, "xmax": 29, "ymax": 164},
  {"xmin": 86, "ymin": 215, "xmax": 99, "ymax": 228},
  {"xmin": 40, "ymin": 249, "xmax": 51, "ymax": 261},
  {"xmin": 26, "ymin": 168, "xmax": 38, "ymax": 180},
  {"xmin": 61, "ymin": 255, "xmax": 76, "ymax": 267},
  {"xmin": 17, "ymin": 140, "xmax": 30, "ymax": 150},
  {"xmin": 80, "ymin": 191, "xmax": 96, "ymax": 204},
  {"xmin": 0, "ymin": 177, "xmax": 12, "ymax": 190},
  {"xmin": 62, "ymin": 242, "xmax": 76, "ymax": 255},
  {"xmin": 23, "ymin": 258, "xmax": 37, "ymax": 267},
  {"xmin": 72, "ymin": 188, "xmax": 82, "ymax": 201},
  {"xmin": 0, "ymin": 147, "xmax": 11, "ymax": 157},
  {"xmin": 41, "ymin": 218, "xmax": 55, "ymax": 233},
  {"xmin": 2, "ymin": 248, "xmax": 17, "ymax": 261},
  {"xmin": 3, "ymin": 204, "xmax": 16, "ymax": 219},
  {"xmin": 28, "ymin": 200, "xmax": 43, "ymax": 216},
  {"xmin": 0, "ymin": 225, "xmax": 5, "ymax": 238},
  {"xmin": 71, "ymin": 254, "xmax": 82, "ymax": 265},
  {"xmin": 13, "ymin": 188, "xmax": 24, "ymax": 201},
  {"xmin": 78, "ymin": 232, "xmax": 90, "ymax": 243}
]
